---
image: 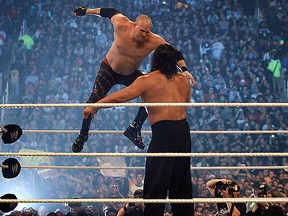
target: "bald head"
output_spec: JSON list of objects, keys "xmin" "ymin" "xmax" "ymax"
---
[
  {"xmin": 135, "ymin": 15, "xmax": 152, "ymax": 28},
  {"xmin": 133, "ymin": 15, "xmax": 152, "ymax": 42}
]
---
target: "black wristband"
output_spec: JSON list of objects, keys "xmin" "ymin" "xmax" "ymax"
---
[
  {"xmin": 181, "ymin": 66, "xmax": 189, "ymax": 72},
  {"xmin": 100, "ymin": 8, "xmax": 120, "ymax": 19}
]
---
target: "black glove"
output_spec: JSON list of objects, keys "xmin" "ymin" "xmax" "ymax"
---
[{"xmin": 74, "ymin": 6, "xmax": 87, "ymax": 16}]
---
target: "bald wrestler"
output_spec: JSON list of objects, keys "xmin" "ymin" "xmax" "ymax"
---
[{"xmin": 72, "ymin": 6, "xmax": 196, "ymax": 152}]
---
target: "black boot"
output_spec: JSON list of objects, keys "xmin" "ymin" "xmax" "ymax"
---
[
  {"xmin": 72, "ymin": 114, "xmax": 93, "ymax": 153},
  {"xmin": 124, "ymin": 122, "xmax": 145, "ymax": 150},
  {"xmin": 124, "ymin": 107, "xmax": 147, "ymax": 150},
  {"xmin": 72, "ymin": 133, "xmax": 88, "ymax": 153}
]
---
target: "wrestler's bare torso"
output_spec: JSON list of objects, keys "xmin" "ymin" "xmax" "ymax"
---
[
  {"xmin": 85, "ymin": 71, "xmax": 191, "ymax": 126},
  {"xmin": 106, "ymin": 14, "xmax": 166, "ymax": 75},
  {"xmin": 138, "ymin": 71, "xmax": 191, "ymax": 126}
]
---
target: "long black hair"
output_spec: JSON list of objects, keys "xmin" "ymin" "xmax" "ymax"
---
[{"xmin": 150, "ymin": 44, "xmax": 178, "ymax": 79}]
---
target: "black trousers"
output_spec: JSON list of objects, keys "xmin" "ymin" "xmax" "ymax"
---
[
  {"xmin": 143, "ymin": 119, "xmax": 194, "ymax": 216},
  {"xmin": 87, "ymin": 58, "xmax": 145, "ymax": 103}
]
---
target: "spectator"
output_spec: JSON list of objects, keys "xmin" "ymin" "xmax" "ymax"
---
[
  {"xmin": 267, "ymin": 53, "xmax": 282, "ymax": 94},
  {"xmin": 128, "ymin": 171, "xmax": 144, "ymax": 196}
]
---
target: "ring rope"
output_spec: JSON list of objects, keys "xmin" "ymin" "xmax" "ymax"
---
[
  {"xmin": 0, "ymin": 198, "xmax": 286, "ymax": 204},
  {"xmin": 22, "ymin": 129, "xmax": 288, "ymax": 134},
  {"xmin": 22, "ymin": 165, "xmax": 288, "ymax": 170},
  {"xmin": 0, "ymin": 152, "xmax": 287, "ymax": 157},
  {"xmin": 1, "ymin": 102, "xmax": 288, "ymax": 108}
]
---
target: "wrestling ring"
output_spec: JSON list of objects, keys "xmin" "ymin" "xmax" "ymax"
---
[{"xmin": 0, "ymin": 102, "xmax": 288, "ymax": 209}]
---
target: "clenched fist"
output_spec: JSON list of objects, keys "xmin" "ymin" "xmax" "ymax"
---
[{"xmin": 74, "ymin": 6, "xmax": 87, "ymax": 16}]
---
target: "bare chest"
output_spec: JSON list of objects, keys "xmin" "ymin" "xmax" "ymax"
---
[{"xmin": 114, "ymin": 36, "xmax": 154, "ymax": 59}]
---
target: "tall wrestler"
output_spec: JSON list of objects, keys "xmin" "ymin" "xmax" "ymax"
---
[
  {"xmin": 72, "ymin": 6, "xmax": 196, "ymax": 152},
  {"xmin": 83, "ymin": 44, "xmax": 194, "ymax": 216}
]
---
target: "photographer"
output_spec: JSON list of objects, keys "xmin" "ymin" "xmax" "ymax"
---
[
  {"xmin": 117, "ymin": 189, "xmax": 144, "ymax": 216},
  {"xmin": 245, "ymin": 184, "xmax": 284, "ymax": 216},
  {"xmin": 206, "ymin": 178, "xmax": 246, "ymax": 216},
  {"xmin": 65, "ymin": 200, "xmax": 86, "ymax": 216}
]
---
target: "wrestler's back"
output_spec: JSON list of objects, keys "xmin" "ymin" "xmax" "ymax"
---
[{"xmin": 141, "ymin": 71, "xmax": 191, "ymax": 126}]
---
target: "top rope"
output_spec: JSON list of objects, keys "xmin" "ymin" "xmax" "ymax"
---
[{"xmin": 1, "ymin": 102, "xmax": 288, "ymax": 108}]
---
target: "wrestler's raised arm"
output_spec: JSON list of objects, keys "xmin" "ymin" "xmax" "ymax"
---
[{"xmin": 74, "ymin": 6, "xmax": 128, "ymax": 23}]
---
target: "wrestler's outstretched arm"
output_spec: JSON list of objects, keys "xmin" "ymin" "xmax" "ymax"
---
[
  {"xmin": 83, "ymin": 76, "xmax": 147, "ymax": 119},
  {"xmin": 74, "ymin": 6, "xmax": 129, "ymax": 25}
]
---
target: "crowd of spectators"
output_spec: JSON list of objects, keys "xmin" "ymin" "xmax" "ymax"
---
[{"xmin": 0, "ymin": 0, "xmax": 288, "ymax": 215}]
